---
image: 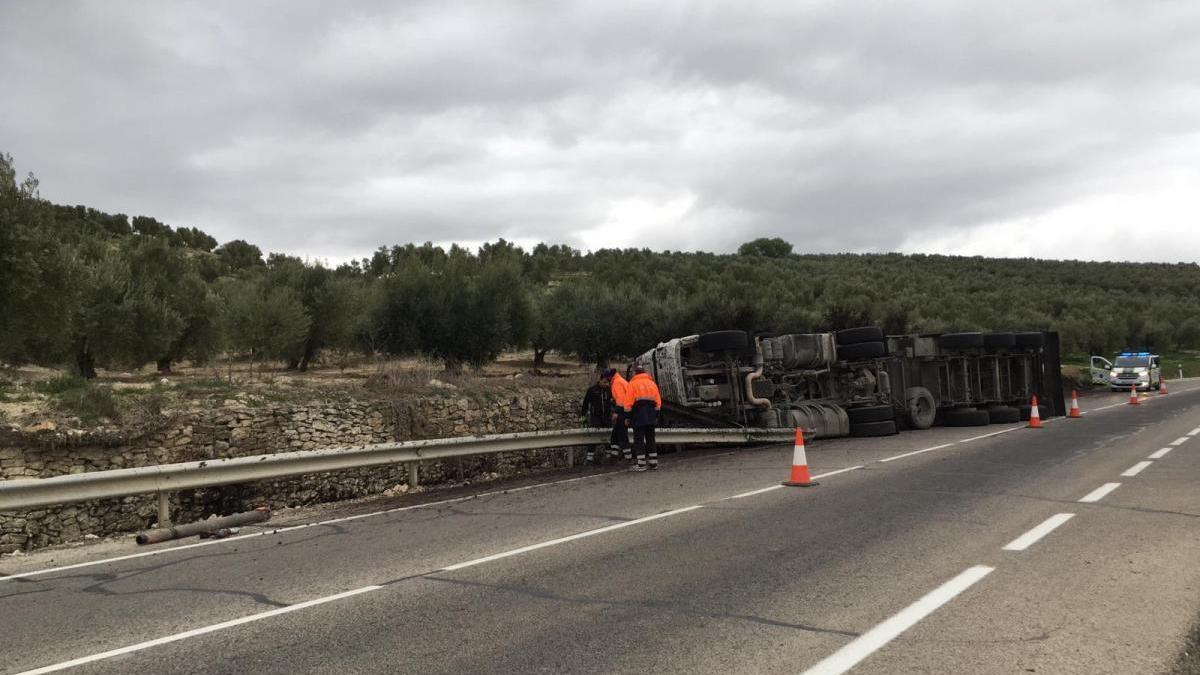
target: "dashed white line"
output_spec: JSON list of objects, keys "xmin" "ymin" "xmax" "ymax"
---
[
  {"xmin": 1121, "ymin": 461, "xmax": 1153, "ymax": 477},
  {"xmin": 1079, "ymin": 483, "xmax": 1121, "ymax": 503},
  {"xmin": 810, "ymin": 465, "xmax": 866, "ymax": 480},
  {"xmin": 13, "ymin": 585, "xmax": 381, "ymax": 674},
  {"xmin": 957, "ymin": 426, "xmax": 1025, "ymax": 443},
  {"xmin": 1170, "ymin": 437, "xmax": 1190, "ymax": 446},
  {"xmin": 801, "ymin": 565, "xmax": 995, "ymax": 675},
  {"xmin": 1188, "ymin": 428, "xmax": 1200, "ymax": 436},
  {"xmin": 1149, "ymin": 447, "xmax": 1174, "ymax": 460},
  {"xmin": 879, "ymin": 443, "xmax": 955, "ymax": 463},
  {"xmin": 1002, "ymin": 513, "xmax": 1075, "ymax": 551}
]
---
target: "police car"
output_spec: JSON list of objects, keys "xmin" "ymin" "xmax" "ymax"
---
[{"xmin": 1105, "ymin": 352, "xmax": 1161, "ymax": 392}]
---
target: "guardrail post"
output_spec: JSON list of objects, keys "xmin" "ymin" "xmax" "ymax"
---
[
  {"xmin": 564, "ymin": 448, "xmax": 574, "ymax": 468},
  {"xmin": 407, "ymin": 462, "xmax": 420, "ymax": 489},
  {"xmin": 156, "ymin": 491, "xmax": 171, "ymax": 526}
]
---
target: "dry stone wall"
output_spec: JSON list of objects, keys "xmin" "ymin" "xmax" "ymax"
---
[{"xmin": 1, "ymin": 389, "xmax": 577, "ymax": 553}]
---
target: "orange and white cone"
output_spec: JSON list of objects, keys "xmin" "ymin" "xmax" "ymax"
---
[
  {"xmin": 1129, "ymin": 384, "xmax": 1140, "ymax": 405},
  {"xmin": 782, "ymin": 428, "xmax": 819, "ymax": 487},
  {"xmin": 1068, "ymin": 390, "xmax": 1081, "ymax": 418},
  {"xmin": 1160, "ymin": 379, "xmax": 1168, "ymax": 395},
  {"xmin": 1028, "ymin": 395, "xmax": 1043, "ymax": 428}
]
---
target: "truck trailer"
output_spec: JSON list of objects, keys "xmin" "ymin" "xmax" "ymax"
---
[{"xmin": 632, "ymin": 327, "xmax": 1065, "ymax": 438}]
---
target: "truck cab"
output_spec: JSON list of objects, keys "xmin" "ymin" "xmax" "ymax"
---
[{"xmin": 1108, "ymin": 352, "xmax": 1161, "ymax": 391}]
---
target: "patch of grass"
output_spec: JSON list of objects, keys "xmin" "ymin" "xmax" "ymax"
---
[
  {"xmin": 168, "ymin": 377, "xmax": 238, "ymax": 397},
  {"xmin": 52, "ymin": 384, "xmax": 119, "ymax": 424},
  {"xmin": 34, "ymin": 374, "xmax": 90, "ymax": 395}
]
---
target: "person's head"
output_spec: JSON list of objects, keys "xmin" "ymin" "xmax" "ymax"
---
[
  {"xmin": 598, "ymin": 368, "xmax": 616, "ymax": 386},
  {"xmin": 634, "ymin": 366, "xmax": 647, "ymax": 375}
]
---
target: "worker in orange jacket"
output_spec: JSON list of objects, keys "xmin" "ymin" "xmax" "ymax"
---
[
  {"xmin": 624, "ymin": 366, "xmax": 662, "ymax": 471},
  {"xmin": 601, "ymin": 368, "xmax": 632, "ymax": 461}
]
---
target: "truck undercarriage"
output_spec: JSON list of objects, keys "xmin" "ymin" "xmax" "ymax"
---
[{"xmin": 633, "ymin": 327, "xmax": 1065, "ymax": 438}]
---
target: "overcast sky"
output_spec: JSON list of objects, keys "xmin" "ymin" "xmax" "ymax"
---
[{"xmin": 3, "ymin": 1, "xmax": 1199, "ymax": 264}]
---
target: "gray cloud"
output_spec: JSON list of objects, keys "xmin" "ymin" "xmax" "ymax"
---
[{"xmin": 3, "ymin": 0, "xmax": 1199, "ymax": 263}]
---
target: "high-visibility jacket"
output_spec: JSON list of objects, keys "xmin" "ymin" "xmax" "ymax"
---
[
  {"xmin": 625, "ymin": 372, "xmax": 662, "ymax": 412},
  {"xmin": 610, "ymin": 373, "xmax": 632, "ymax": 412}
]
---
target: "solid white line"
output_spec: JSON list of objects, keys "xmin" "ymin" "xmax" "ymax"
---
[
  {"xmin": 440, "ymin": 505, "xmax": 704, "ymax": 571},
  {"xmin": 1078, "ymin": 483, "xmax": 1121, "ymax": 503},
  {"xmin": 1170, "ymin": 437, "xmax": 1190, "ymax": 446},
  {"xmin": 1002, "ymin": 513, "xmax": 1075, "ymax": 551},
  {"xmin": 728, "ymin": 485, "xmax": 784, "ymax": 500},
  {"xmin": 802, "ymin": 565, "xmax": 994, "ymax": 675},
  {"xmin": 0, "ymin": 472, "xmax": 614, "ymax": 582},
  {"xmin": 879, "ymin": 443, "xmax": 955, "ymax": 463},
  {"xmin": 811, "ymin": 465, "xmax": 865, "ymax": 480},
  {"xmin": 1149, "ymin": 447, "xmax": 1174, "ymax": 460},
  {"xmin": 1121, "ymin": 461, "xmax": 1152, "ymax": 477},
  {"xmin": 957, "ymin": 426, "xmax": 1024, "ymax": 443},
  {"xmin": 14, "ymin": 585, "xmax": 380, "ymax": 675}
]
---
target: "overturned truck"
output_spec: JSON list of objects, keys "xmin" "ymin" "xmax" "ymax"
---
[{"xmin": 633, "ymin": 328, "xmax": 1065, "ymax": 438}]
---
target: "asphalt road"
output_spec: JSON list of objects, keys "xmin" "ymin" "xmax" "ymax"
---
[{"xmin": 2, "ymin": 385, "xmax": 1199, "ymax": 674}]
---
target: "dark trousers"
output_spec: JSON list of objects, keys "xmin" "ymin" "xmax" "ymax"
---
[
  {"xmin": 611, "ymin": 410, "xmax": 631, "ymax": 458},
  {"xmin": 633, "ymin": 425, "xmax": 657, "ymax": 467}
]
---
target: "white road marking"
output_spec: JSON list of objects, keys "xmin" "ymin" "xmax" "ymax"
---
[
  {"xmin": 0, "ymin": 472, "xmax": 615, "ymax": 582},
  {"xmin": 1121, "ymin": 461, "xmax": 1153, "ymax": 477},
  {"xmin": 1149, "ymin": 447, "xmax": 1174, "ymax": 459},
  {"xmin": 1079, "ymin": 483, "xmax": 1121, "ymax": 503},
  {"xmin": 801, "ymin": 565, "xmax": 994, "ymax": 675},
  {"xmin": 728, "ymin": 485, "xmax": 784, "ymax": 500},
  {"xmin": 13, "ymin": 585, "xmax": 381, "ymax": 675},
  {"xmin": 879, "ymin": 443, "xmax": 955, "ymax": 463},
  {"xmin": 1002, "ymin": 513, "xmax": 1075, "ymax": 551},
  {"xmin": 441, "ymin": 505, "xmax": 705, "ymax": 571},
  {"xmin": 811, "ymin": 465, "xmax": 865, "ymax": 480},
  {"xmin": 1188, "ymin": 428, "xmax": 1200, "ymax": 436},
  {"xmin": 957, "ymin": 426, "xmax": 1024, "ymax": 443},
  {"xmin": 1170, "ymin": 437, "xmax": 1190, "ymax": 446}
]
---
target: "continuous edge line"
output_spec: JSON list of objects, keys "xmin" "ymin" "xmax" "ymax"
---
[{"xmin": 13, "ymin": 585, "xmax": 381, "ymax": 675}]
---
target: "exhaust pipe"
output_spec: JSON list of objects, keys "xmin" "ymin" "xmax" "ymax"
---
[{"xmin": 745, "ymin": 338, "xmax": 772, "ymax": 408}]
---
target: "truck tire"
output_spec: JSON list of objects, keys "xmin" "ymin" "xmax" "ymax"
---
[
  {"xmin": 987, "ymin": 405, "xmax": 1020, "ymax": 424},
  {"xmin": 837, "ymin": 341, "xmax": 886, "ymax": 361},
  {"xmin": 944, "ymin": 407, "xmax": 990, "ymax": 427},
  {"xmin": 847, "ymin": 404, "xmax": 895, "ymax": 424},
  {"xmin": 1017, "ymin": 404, "xmax": 1052, "ymax": 421},
  {"xmin": 697, "ymin": 330, "xmax": 749, "ymax": 353},
  {"xmin": 982, "ymin": 332, "xmax": 1016, "ymax": 350},
  {"xmin": 904, "ymin": 387, "xmax": 937, "ymax": 430},
  {"xmin": 850, "ymin": 420, "xmax": 898, "ymax": 437},
  {"xmin": 1014, "ymin": 332, "xmax": 1046, "ymax": 348},
  {"xmin": 835, "ymin": 326, "xmax": 885, "ymax": 345},
  {"xmin": 938, "ymin": 332, "xmax": 985, "ymax": 350}
]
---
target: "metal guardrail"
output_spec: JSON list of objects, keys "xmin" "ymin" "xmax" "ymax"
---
[{"xmin": 0, "ymin": 427, "xmax": 794, "ymax": 520}]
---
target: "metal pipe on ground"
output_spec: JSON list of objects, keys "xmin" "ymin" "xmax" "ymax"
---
[{"xmin": 136, "ymin": 506, "xmax": 271, "ymax": 546}]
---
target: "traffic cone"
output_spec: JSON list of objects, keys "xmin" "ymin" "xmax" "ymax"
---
[
  {"xmin": 1028, "ymin": 395, "xmax": 1043, "ymax": 428},
  {"xmin": 782, "ymin": 428, "xmax": 818, "ymax": 487},
  {"xmin": 1068, "ymin": 390, "xmax": 1081, "ymax": 418},
  {"xmin": 1160, "ymin": 379, "xmax": 1168, "ymax": 395},
  {"xmin": 1129, "ymin": 384, "xmax": 1140, "ymax": 405}
]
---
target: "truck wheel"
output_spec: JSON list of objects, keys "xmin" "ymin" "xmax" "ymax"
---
[
  {"xmin": 938, "ymin": 332, "xmax": 985, "ymax": 350},
  {"xmin": 697, "ymin": 330, "xmax": 749, "ymax": 353},
  {"xmin": 850, "ymin": 420, "xmax": 898, "ymax": 437},
  {"xmin": 1013, "ymin": 332, "xmax": 1046, "ymax": 348},
  {"xmin": 904, "ymin": 387, "xmax": 937, "ymax": 430},
  {"xmin": 944, "ymin": 408, "xmax": 990, "ymax": 427},
  {"xmin": 835, "ymin": 326, "xmax": 885, "ymax": 345},
  {"xmin": 983, "ymin": 332, "xmax": 1016, "ymax": 350},
  {"xmin": 837, "ymin": 341, "xmax": 886, "ymax": 361},
  {"xmin": 847, "ymin": 404, "xmax": 894, "ymax": 424},
  {"xmin": 987, "ymin": 406, "xmax": 1020, "ymax": 424}
]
